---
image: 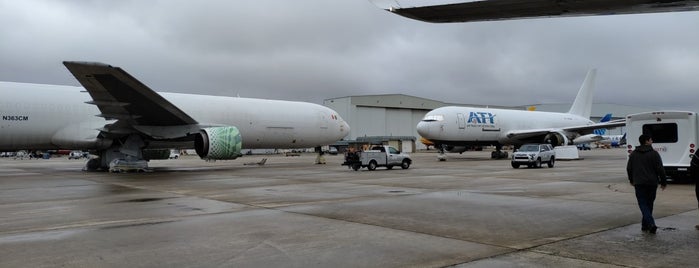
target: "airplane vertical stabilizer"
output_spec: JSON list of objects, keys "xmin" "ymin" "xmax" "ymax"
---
[{"xmin": 567, "ymin": 69, "xmax": 597, "ymax": 119}]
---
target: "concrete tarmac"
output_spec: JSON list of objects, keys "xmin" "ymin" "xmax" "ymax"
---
[{"xmin": 1, "ymin": 149, "xmax": 697, "ymax": 267}]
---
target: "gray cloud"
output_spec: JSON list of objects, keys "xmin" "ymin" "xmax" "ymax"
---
[{"xmin": 1, "ymin": 0, "xmax": 698, "ymax": 111}]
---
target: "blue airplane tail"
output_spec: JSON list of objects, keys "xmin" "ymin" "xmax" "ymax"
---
[{"xmin": 593, "ymin": 113, "xmax": 612, "ymax": 135}]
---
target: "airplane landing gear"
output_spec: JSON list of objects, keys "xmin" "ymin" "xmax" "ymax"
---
[
  {"xmin": 491, "ymin": 144, "xmax": 509, "ymax": 159},
  {"xmin": 83, "ymin": 134, "xmax": 149, "ymax": 172},
  {"xmin": 437, "ymin": 144, "xmax": 447, "ymax": 161}
]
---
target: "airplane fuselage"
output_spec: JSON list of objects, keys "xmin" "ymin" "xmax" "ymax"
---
[
  {"xmin": 417, "ymin": 106, "xmax": 593, "ymax": 146},
  {"xmin": 0, "ymin": 81, "xmax": 349, "ymax": 151}
]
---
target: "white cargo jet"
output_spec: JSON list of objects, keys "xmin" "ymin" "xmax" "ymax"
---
[
  {"xmin": 0, "ymin": 62, "xmax": 349, "ymax": 170},
  {"xmin": 416, "ymin": 69, "xmax": 625, "ymax": 159},
  {"xmin": 373, "ymin": 0, "xmax": 699, "ymax": 23}
]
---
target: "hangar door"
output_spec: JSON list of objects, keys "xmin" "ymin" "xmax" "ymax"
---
[
  {"xmin": 354, "ymin": 107, "xmax": 415, "ymax": 138},
  {"xmin": 355, "ymin": 106, "xmax": 386, "ymax": 137},
  {"xmin": 385, "ymin": 108, "xmax": 413, "ymax": 137}
]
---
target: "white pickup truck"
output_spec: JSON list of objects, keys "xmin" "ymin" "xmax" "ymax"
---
[{"xmin": 343, "ymin": 145, "xmax": 412, "ymax": 171}]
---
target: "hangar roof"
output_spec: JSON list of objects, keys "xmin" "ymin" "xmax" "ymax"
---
[
  {"xmin": 325, "ymin": 94, "xmax": 510, "ymax": 110},
  {"xmin": 325, "ymin": 94, "xmax": 445, "ymax": 110},
  {"xmin": 325, "ymin": 94, "xmax": 658, "ymax": 118}
]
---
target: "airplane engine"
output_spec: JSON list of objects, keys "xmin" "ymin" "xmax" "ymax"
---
[
  {"xmin": 194, "ymin": 126, "xmax": 243, "ymax": 160},
  {"xmin": 543, "ymin": 131, "xmax": 569, "ymax": 147}
]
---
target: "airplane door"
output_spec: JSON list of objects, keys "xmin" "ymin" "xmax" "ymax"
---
[{"xmin": 457, "ymin": 113, "xmax": 466, "ymax": 129}]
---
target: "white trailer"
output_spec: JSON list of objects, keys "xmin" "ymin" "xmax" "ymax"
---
[{"xmin": 626, "ymin": 111, "xmax": 698, "ymax": 181}]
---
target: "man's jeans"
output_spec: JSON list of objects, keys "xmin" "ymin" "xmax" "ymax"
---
[{"xmin": 635, "ymin": 184, "xmax": 658, "ymax": 229}]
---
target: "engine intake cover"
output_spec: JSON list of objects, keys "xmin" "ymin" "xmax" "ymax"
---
[{"xmin": 195, "ymin": 126, "xmax": 243, "ymax": 160}]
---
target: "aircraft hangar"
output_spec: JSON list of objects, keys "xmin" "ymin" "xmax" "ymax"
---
[
  {"xmin": 324, "ymin": 94, "xmax": 657, "ymax": 151},
  {"xmin": 323, "ymin": 94, "xmax": 451, "ymax": 151}
]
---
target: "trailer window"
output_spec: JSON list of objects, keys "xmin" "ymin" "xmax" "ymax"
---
[{"xmin": 642, "ymin": 123, "xmax": 678, "ymax": 143}]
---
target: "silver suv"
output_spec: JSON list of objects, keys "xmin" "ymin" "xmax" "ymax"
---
[{"xmin": 511, "ymin": 144, "xmax": 555, "ymax": 168}]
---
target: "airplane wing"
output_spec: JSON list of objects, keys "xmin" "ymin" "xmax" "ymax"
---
[
  {"xmin": 562, "ymin": 120, "xmax": 626, "ymax": 134},
  {"xmin": 505, "ymin": 128, "xmax": 554, "ymax": 140},
  {"xmin": 505, "ymin": 120, "xmax": 626, "ymax": 141},
  {"xmin": 379, "ymin": 0, "xmax": 699, "ymax": 23},
  {"xmin": 63, "ymin": 61, "xmax": 200, "ymax": 139}
]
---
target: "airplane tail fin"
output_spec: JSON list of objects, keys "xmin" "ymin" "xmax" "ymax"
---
[
  {"xmin": 593, "ymin": 113, "xmax": 612, "ymax": 135},
  {"xmin": 567, "ymin": 69, "xmax": 597, "ymax": 119}
]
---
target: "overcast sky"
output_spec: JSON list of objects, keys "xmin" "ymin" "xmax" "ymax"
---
[{"xmin": 1, "ymin": 0, "xmax": 698, "ymax": 112}]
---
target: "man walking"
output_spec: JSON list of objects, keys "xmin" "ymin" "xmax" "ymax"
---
[
  {"xmin": 689, "ymin": 150, "xmax": 699, "ymax": 230},
  {"xmin": 627, "ymin": 134, "xmax": 667, "ymax": 234}
]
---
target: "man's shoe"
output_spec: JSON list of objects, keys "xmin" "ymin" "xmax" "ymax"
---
[
  {"xmin": 695, "ymin": 225, "xmax": 699, "ymax": 230},
  {"xmin": 649, "ymin": 225, "xmax": 658, "ymax": 234}
]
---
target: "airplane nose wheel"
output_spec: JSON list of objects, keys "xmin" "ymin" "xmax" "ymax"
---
[{"xmin": 437, "ymin": 144, "xmax": 447, "ymax": 161}]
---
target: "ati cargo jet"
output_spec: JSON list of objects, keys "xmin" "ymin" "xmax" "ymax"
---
[
  {"xmin": 0, "ymin": 62, "xmax": 349, "ymax": 171},
  {"xmin": 416, "ymin": 69, "xmax": 625, "ymax": 159}
]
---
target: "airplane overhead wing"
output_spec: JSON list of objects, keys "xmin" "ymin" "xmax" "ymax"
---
[
  {"xmin": 63, "ymin": 61, "xmax": 198, "ymax": 127},
  {"xmin": 378, "ymin": 0, "xmax": 699, "ymax": 23}
]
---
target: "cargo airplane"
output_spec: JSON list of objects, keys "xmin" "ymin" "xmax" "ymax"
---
[
  {"xmin": 416, "ymin": 69, "xmax": 625, "ymax": 159},
  {"xmin": 373, "ymin": 0, "xmax": 699, "ymax": 23},
  {"xmin": 0, "ymin": 62, "xmax": 350, "ymax": 171}
]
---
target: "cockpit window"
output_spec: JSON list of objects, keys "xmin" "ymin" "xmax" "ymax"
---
[{"xmin": 422, "ymin": 115, "xmax": 444, "ymax": 122}]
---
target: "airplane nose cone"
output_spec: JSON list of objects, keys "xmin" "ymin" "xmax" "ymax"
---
[
  {"xmin": 340, "ymin": 120, "xmax": 350, "ymax": 136},
  {"xmin": 335, "ymin": 115, "xmax": 350, "ymax": 139},
  {"xmin": 416, "ymin": 121, "xmax": 430, "ymax": 137}
]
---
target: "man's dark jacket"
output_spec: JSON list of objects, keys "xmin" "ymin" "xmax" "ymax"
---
[
  {"xmin": 690, "ymin": 151, "xmax": 699, "ymax": 180},
  {"xmin": 627, "ymin": 145, "xmax": 667, "ymax": 186}
]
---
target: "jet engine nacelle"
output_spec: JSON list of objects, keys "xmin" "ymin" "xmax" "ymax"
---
[
  {"xmin": 194, "ymin": 126, "xmax": 243, "ymax": 160},
  {"xmin": 543, "ymin": 131, "xmax": 570, "ymax": 147}
]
